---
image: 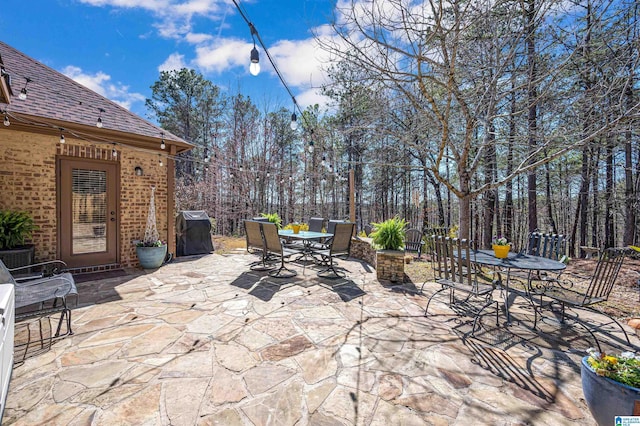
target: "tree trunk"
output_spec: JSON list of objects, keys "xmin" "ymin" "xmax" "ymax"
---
[{"xmin": 526, "ymin": 0, "xmax": 538, "ymax": 234}]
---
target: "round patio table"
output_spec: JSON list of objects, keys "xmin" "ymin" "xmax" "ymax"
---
[{"xmin": 470, "ymin": 250, "xmax": 566, "ymax": 324}]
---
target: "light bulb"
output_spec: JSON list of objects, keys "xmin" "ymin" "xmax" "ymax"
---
[
  {"xmin": 59, "ymin": 134, "xmax": 65, "ymax": 144},
  {"xmin": 290, "ymin": 113, "xmax": 298, "ymax": 130},
  {"xmin": 159, "ymin": 158, "xmax": 163, "ymax": 167},
  {"xmin": 160, "ymin": 139, "xmax": 166, "ymax": 150},
  {"xmin": 250, "ymin": 46, "xmax": 260, "ymax": 76},
  {"xmin": 112, "ymin": 148, "xmax": 117, "ymax": 159},
  {"xmin": 3, "ymin": 115, "xmax": 9, "ymax": 126},
  {"xmin": 96, "ymin": 117, "xmax": 103, "ymax": 128},
  {"xmin": 250, "ymin": 62, "xmax": 260, "ymax": 76},
  {"xmin": 19, "ymin": 88, "xmax": 27, "ymax": 100},
  {"xmin": 308, "ymin": 144, "xmax": 314, "ymax": 153}
]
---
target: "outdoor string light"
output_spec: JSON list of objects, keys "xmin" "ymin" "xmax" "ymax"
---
[
  {"xmin": 160, "ymin": 132, "xmax": 166, "ymax": 149},
  {"xmin": 59, "ymin": 129, "xmax": 66, "ymax": 144},
  {"xmin": 18, "ymin": 77, "xmax": 31, "ymax": 100},
  {"xmin": 3, "ymin": 113, "xmax": 9, "ymax": 127}
]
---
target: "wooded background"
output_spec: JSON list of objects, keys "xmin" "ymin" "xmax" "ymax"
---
[{"xmin": 146, "ymin": 0, "xmax": 640, "ymax": 257}]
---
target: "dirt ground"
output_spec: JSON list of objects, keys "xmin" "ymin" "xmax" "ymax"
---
[{"xmin": 212, "ymin": 235, "xmax": 640, "ymax": 320}]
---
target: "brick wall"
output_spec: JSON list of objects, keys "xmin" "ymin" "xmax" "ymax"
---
[
  {"xmin": 0, "ymin": 130, "xmax": 58, "ymax": 261},
  {"xmin": 0, "ymin": 128, "xmax": 169, "ymax": 268},
  {"xmin": 350, "ymin": 237, "xmax": 376, "ymax": 267},
  {"xmin": 375, "ymin": 250, "xmax": 406, "ymax": 282}
]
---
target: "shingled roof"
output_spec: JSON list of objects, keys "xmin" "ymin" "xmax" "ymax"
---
[{"xmin": 0, "ymin": 41, "xmax": 191, "ymax": 153}]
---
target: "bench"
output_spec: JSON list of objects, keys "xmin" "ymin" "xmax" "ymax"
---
[{"xmin": 0, "ymin": 260, "xmax": 77, "ymax": 339}]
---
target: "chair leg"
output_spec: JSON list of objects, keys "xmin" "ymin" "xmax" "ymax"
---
[
  {"xmin": 317, "ymin": 256, "xmax": 346, "ymax": 279},
  {"xmin": 268, "ymin": 256, "xmax": 297, "ymax": 278},
  {"xmin": 424, "ymin": 287, "xmax": 447, "ymax": 316}
]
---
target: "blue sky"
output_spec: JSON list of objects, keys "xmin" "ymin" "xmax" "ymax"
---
[{"xmin": 2, "ymin": 0, "xmax": 337, "ymax": 120}]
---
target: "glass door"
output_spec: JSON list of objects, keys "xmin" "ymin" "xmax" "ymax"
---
[{"xmin": 59, "ymin": 158, "xmax": 118, "ymax": 268}]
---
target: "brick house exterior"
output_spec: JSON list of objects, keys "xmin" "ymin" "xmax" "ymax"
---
[{"xmin": 0, "ymin": 41, "xmax": 192, "ymax": 271}]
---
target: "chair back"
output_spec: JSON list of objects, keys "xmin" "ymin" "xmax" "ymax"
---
[
  {"xmin": 584, "ymin": 247, "xmax": 627, "ymax": 303},
  {"xmin": 431, "ymin": 235, "xmax": 448, "ymax": 280},
  {"xmin": 327, "ymin": 220, "xmax": 344, "ymax": 235},
  {"xmin": 0, "ymin": 260, "xmax": 16, "ymax": 285},
  {"xmin": 527, "ymin": 232, "xmax": 568, "ymax": 261},
  {"xmin": 308, "ymin": 217, "xmax": 325, "ymax": 233},
  {"xmin": 261, "ymin": 222, "xmax": 282, "ymax": 255},
  {"xmin": 252, "ymin": 217, "xmax": 270, "ymax": 222},
  {"xmin": 440, "ymin": 237, "xmax": 476, "ymax": 288},
  {"xmin": 330, "ymin": 222, "xmax": 355, "ymax": 256},
  {"xmin": 405, "ymin": 229, "xmax": 423, "ymax": 249},
  {"xmin": 244, "ymin": 220, "xmax": 264, "ymax": 252},
  {"xmin": 363, "ymin": 224, "xmax": 373, "ymax": 236}
]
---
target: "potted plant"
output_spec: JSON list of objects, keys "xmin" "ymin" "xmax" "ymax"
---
[
  {"xmin": 370, "ymin": 216, "xmax": 406, "ymax": 282},
  {"xmin": 260, "ymin": 212, "xmax": 282, "ymax": 229},
  {"xmin": 0, "ymin": 210, "xmax": 38, "ymax": 268},
  {"xmin": 492, "ymin": 235, "xmax": 510, "ymax": 259},
  {"xmin": 582, "ymin": 348, "xmax": 640, "ymax": 425},
  {"xmin": 136, "ymin": 187, "xmax": 167, "ymax": 269}
]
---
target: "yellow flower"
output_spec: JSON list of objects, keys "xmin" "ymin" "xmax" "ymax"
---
[{"xmin": 604, "ymin": 355, "xmax": 618, "ymax": 364}]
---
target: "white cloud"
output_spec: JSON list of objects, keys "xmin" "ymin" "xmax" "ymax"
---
[
  {"xmin": 79, "ymin": 0, "xmax": 226, "ymax": 41},
  {"xmin": 159, "ymin": 53, "xmax": 188, "ymax": 72},
  {"xmin": 62, "ymin": 65, "xmax": 145, "ymax": 110},
  {"xmin": 296, "ymin": 87, "xmax": 333, "ymax": 111},
  {"xmin": 193, "ymin": 38, "xmax": 251, "ymax": 73}
]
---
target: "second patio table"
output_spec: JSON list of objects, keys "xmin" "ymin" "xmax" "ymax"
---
[{"xmin": 470, "ymin": 250, "xmax": 567, "ymax": 324}]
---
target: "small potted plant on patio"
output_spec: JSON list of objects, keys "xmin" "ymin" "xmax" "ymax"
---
[
  {"xmin": 136, "ymin": 186, "xmax": 167, "ymax": 269},
  {"xmin": 260, "ymin": 212, "xmax": 282, "ymax": 229},
  {"xmin": 492, "ymin": 235, "xmax": 510, "ymax": 259},
  {"xmin": 582, "ymin": 348, "xmax": 640, "ymax": 425},
  {"xmin": 370, "ymin": 216, "xmax": 406, "ymax": 282},
  {"xmin": 0, "ymin": 210, "xmax": 37, "ymax": 268}
]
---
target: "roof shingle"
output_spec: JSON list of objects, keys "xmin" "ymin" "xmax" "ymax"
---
[{"xmin": 0, "ymin": 41, "xmax": 191, "ymax": 152}]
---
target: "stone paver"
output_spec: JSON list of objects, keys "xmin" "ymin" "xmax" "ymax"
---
[{"xmin": 4, "ymin": 252, "xmax": 637, "ymax": 425}]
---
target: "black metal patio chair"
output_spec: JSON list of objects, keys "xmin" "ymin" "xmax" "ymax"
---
[
  {"xmin": 261, "ymin": 222, "xmax": 300, "ymax": 278},
  {"xmin": 244, "ymin": 220, "xmax": 274, "ymax": 271},
  {"xmin": 423, "ymin": 237, "xmax": 496, "ymax": 332},
  {"xmin": 316, "ymin": 222, "xmax": 355, "ymax": 279},
  {"xmin": 532, "ymin": 247, "xmax": 633, "ymax": 351}
]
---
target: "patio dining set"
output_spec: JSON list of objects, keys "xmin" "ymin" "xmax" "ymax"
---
[
  {"xmin": 423, "ymin": 231, "xmax": 636, "ymax": 353},
  {"xmin": 244, "ymin": 218, "xmax": 355, "ymax": 279}
]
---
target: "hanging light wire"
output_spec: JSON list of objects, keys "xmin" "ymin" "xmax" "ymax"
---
[{"xmin": 231, "ymin": 0, "xmax": 309, "ymax": 131}]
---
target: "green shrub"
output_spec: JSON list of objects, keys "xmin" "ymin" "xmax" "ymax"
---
[
  {"xmin": 0, "ymin": 210, "xmax": 37, "ymax": 249},
  {"xmin": 370, "ymin": 217, "xmax": 407, "ymax": 250},
  {"xmin": 260, "ymin": 212, "xmax": 282, "ymax": 229}
]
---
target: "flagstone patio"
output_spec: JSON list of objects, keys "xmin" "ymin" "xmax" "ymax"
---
[{"xmin": 3, "ymin": 251, "xmax": 636, "ymax": 425}]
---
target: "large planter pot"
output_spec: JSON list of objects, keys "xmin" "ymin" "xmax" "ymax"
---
[
  {"xmin": 581, "ymin": 356, "xmax": 640, "ymax": 425},
  {"xmin": 0, "ymin": 245, "xmax": 35, "ymax": 269},
  {"xmin": 136, "ymin": 245, "xmax": 167, "ymax": 269},
  {"xmin": 376, "ymin": 250, "xmax": 405, "ymax": 282}
]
